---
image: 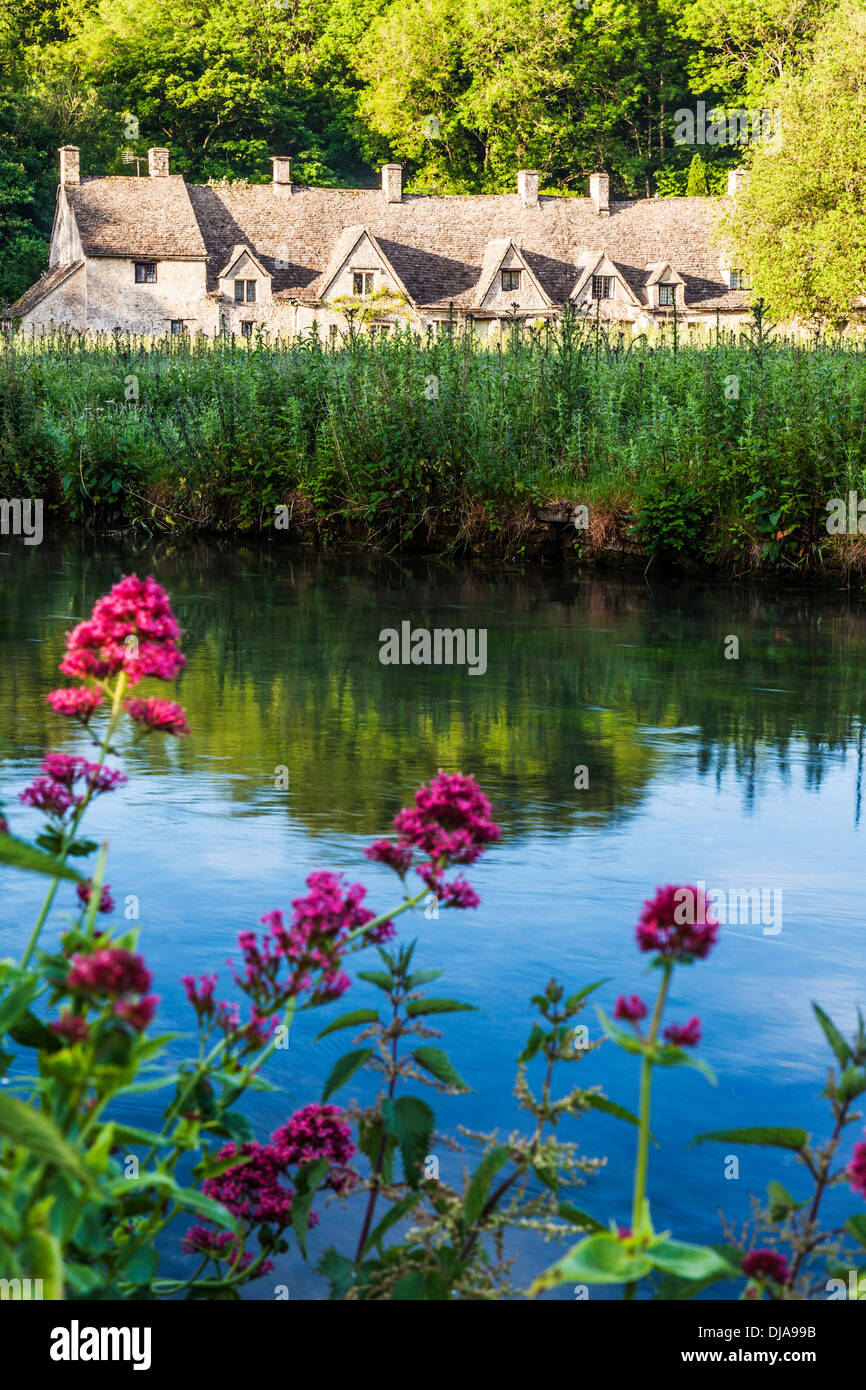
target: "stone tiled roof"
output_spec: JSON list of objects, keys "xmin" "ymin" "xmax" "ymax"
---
[
  {"xmin": 183, "ymin": 184, "xmax": 747, "ymax": 313},
  {"xmin": 69, "ymin": 177, "xmax": 207, "ymax": 259},
  {"xmin": 6, "ymin": 261, "xmax": 84, "ymax": 315}
]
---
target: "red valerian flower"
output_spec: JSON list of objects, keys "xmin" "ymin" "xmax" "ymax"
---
[
  {"xmin": 741, "ymin": 1249, "xmax": 790, "ymax": 1285},
  {"xmin": 125, "ymin": 697, "xmax": 189, "ymax": 737},
  {"xmin": 46, "ymin": 687, "xmax": 103, "ymax": 722},
  {"xmin": 848, "ymin": 1137, "xmax": 866, "ymax": 1199},
  {"xmin": 271, "ymin": 1103, "xmax": 357, "ymax": 1193},
  {"xmin": 67, "ymin": 947, "xmax": 151, "ymax": 998},
  {"xmin": 50, "ymin": 1011, "xmax": 90, "ymax": 1044},
  {"xmin": 114, "ymin": 994, "xmax": 159, "ymax": 1031},
  {"xmin": 392, "ymin": 770, "xmax": 501, "ymax": 866},
  {"xmin": 77, "ymin": 880, "xmax": 115, "ymax": 915},
  {"xmin": 20, "ymin": 755, "xmax": 127, "ymax": 822},
  {"xmin": 635, "ymin": 885, "xmax": 718, "ymax": 962},
  {"xmin": 614, "ymin": 994, "xmax": 648, "ymax": 1024},
  {"xmin": 662, "ymin": 1017, "xmax": 702, "ymax": 1048},
  {"xmin": 181, "ymin": 1226, "xmax": 273, "ymax": 1277},
  {"xmin": 202, "ymin": 1142, "xmax": 302, "ymax": 1228},
  {"xmin": 59, "ymin": 575, "xmax": 185, "ymax": 686}
]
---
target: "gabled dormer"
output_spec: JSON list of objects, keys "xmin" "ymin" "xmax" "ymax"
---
[
  {"xmin": 473, "ymin": 239, "xmax": 553, "ymax": 314},
  {"xmin": 317, "ymin": 226, "xmax": 413, "ymax": 306},
  {"xmin": 218, "ymin": 245, "xmax": 272, "ymax": 305},
  {"xmin": 644, "ymin": 262, "xmax": 685, "ymax": 311},
  {"xmin": 570, "ymin": 253, "xmax": 642, "ymax": 311}
]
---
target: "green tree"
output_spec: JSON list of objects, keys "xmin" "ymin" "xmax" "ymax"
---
[
  {"xmin": 685, "ymin": 151, "xmax": 709, "ymax": 194},
  {"xmin": 724, "ymin": 0, "xmax": 866, "ymax": 324}
]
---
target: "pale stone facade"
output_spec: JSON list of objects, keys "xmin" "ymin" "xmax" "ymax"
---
[{"xmin": 7, "ymin": 147, "xmax": 755, "ymax": 338}]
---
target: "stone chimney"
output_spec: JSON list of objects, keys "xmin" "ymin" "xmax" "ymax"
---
[
  {"xmin": 272, "ymin": 156, "xmax": 292, "ymax": 197},
  {"xmin": 148, "ymin": 148, "xmax": 170, "ymax": 178},
  {"xmin": 517, "ymin": 170, "xmax": 539, "ymax": 208},
  {"xmin": 59, "ymin": 146, "xmax": 80, "ymax": 187},
  {"xmin": 727, "ymin": 168, "xmax": 749, "ymax": 197},
  {"xmin": 382, "ymin": 163, "xmax": 403, "ymax": 203},
  {"xmin": 589, "ymin": 172, "xmax": 610, "ymax": 217}
]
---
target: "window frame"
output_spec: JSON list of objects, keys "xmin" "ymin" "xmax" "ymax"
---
[
  {"xmin": 169, "ymin": 319, "xmax": 185, "ymax": 336},
  {"xmin": 352, "ymin": 271, "xmax": 375, "ymax": 296},
  {"xmin": 591, "ymin": 274, "xmax": 614, "ymax": 300},
  {"xmin": 658, "ymin": 283, "xmax": 676, "ymax": 307},
  {"xmin": 501, "ymin": 269, "xmax": 521, "ymax": 292},
  {"xmin": 729, "ymin": 269, "xmax": 748, "ymax": 290},
  {"xmin": 134, "ymin": 262, "xmax": 157, "ymax": 284}
]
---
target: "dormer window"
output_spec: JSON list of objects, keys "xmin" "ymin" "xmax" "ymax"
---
[
  {"xmin": 353, "ymin": 271, "xmax": 375, "ymax": 295},
  {"xmin": 591, "ymin": 274, "xmax": 613, "ymax": 300},
  {"xmin": 729, "ymin": 269, "xmax": 748, "ymax": 290},
  {"xmin": 501, "ymin": 270, "xmax": 521, "ymax": 292},
  {"xmin": 135, "ymin": 262, "xmax": 156, "ymax": 284},
  {"xmin": 235, "ymin": 279, "xmax": 256, "ymax": 303},
  {"xmin": 658, "ymin": 284, "xmax": 675, "ymax": 307}
]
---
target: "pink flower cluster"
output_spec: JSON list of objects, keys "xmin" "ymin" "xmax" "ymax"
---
[
  {"xmin": 125, "ymin": 697, "xmax": 189, "ymax": 737},
  {"xmin": 849, "ymin": 1136, "xmax": 866, "ymax": 1199},
  {"xmin": 366, "ymin": 771, "xmax": 500, "ymax": 909},
  {"xmin": 46, "ymin": 687, "xmax": 103, "ymax": 722},
  {"xmin": 662, "ymin": 1017, "xmax": 702, "ymax": 1048},
  {"xmin": 741, "ymin": 1249, "xmax": 790, "ymax": 1285},
  {"xmin": 635, "ymin": 885, "xmax": 718, "ymax": 963},
  {"xmin": 58, "ymin": 575, "xmax": 185, "ymax": 685},
  {"xmin": 200, "ymin": 1104, "xmax": 357, "ymax": 1232},
  {"xmin": 20, "ymin": 753, "xmax": 127, "ymax": 821},
  {"xmin": 77, "ymin": 879, "xmax": 115, "ymax": 915},
  {"xmin": 65, "ymin": 946, "xmax": 158, "ymax": 1032},
  {"xmin": 614, "ymin": 994, "xmax": 647, "ymax": 1025}
]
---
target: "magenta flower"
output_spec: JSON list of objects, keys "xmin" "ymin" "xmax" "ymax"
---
[
  {"xmin": 46, "ymin": 687, "xmax": 103, "ymax": 722},
  {"xmin": 20, "ymin": 775, "xmax": 78, "ymax": 818},
  {"xmin": 125, "ymin": 696, "xmax": 189, "ymax": 737},
  {"xmin": 614, "ymin": 994, "xmax": 648, "ymax": 1025},
  {"xmin": 741, "ymin": 1249, "xmax": 790, "ymax": 1285},
  {"xmin": 662, "ymin": 1017, "xmax": 702, "ymax": 1048},
  {"xmin": 202, "ymin": 1142, "xmax": 303, "ymax": 1228},
  {"xmin": 392, "ymin": 770, "xmax": 501, "ymax": 866},
  {"xmin": 365, "ymin": 838, "xmax": 414, "ymax": 875},
  {"xmin": 66, "ymin": 947, "xmax": 151, "ymax": 998},
  {"xmin": 182, "ymin": 973, "xmax": 218, "ymax": 1020},
  {"xmin": 59, "ymin": 575, "xmax": 185, "ymax": 686},
  {"xmin": 848, "ymin": 1138, "xmax": 866, "ymax": 1199},
  {"xmin": 635, "ymin": 885, "xmax": 718, "ymax": 963},
  {"xmin": 271, "ymin": 1103, "xmax": 357, "ymax": 1192},
  {"xmin": 181, "ymin": 1225, "xmax": 273, "ymax": 1276},
  {"xmin": 50, "ymin": 1011, "xmax": 90, "ymax": 1044},
  {"xmin": 77, "ymin": 880, "xmax": 114, "ymax": 915},
  {"xmin": 114, "ymin": 993, "xmax": 159, "ymax": 1031},
  {"xmin": 20, "ymin": 755, "xmax": 126, "ymax": 822}
]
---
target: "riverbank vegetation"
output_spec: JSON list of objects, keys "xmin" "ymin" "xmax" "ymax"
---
[{"xmin": 2, "ymin": 313, "xmax": 866, "ymax": 574}]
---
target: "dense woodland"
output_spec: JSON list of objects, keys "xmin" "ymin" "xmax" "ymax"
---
[{"xmin": 0, "ymin": 0, "xmax": 864, "ymax": 318}]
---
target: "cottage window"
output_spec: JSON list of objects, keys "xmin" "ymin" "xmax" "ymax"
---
[
  {"xmin": 353, "ymin": 271, "xmax": 375, "ymax": 295},
  {"xmin": 729, "ymin": 269, "xmax": 748, "ymax": 290},
  {"xmin": 235, "ymin": 279, "xmax": 256, "ymax": 302},
  {"xmin": 501, "ymin": 269, "xmax": 521, "ymax": 292},
  {"xmin": 170, "ymin": 320, "xmax": 185, "ymax": 335},
  {"xmin": 591, "ymin": 275, "xmax": 613, "ymax": 300},
  {"xmin": 658, "ymin": 284, "xmax": 675, "ymax": 307},
  {"xmin": 240, "ymin": 321, "xmax": 254, "ymax": 339},
  {"xmin": 135, "ymin": 262, "xmax": 157, "ymax": 284}
]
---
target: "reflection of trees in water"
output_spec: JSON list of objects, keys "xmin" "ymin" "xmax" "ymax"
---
[{"xmin": 2, "ymin": 539, "xmax": 865, "ymax": 836}]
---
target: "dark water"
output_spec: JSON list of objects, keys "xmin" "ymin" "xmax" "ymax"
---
[{"xmin": 2, "ymin": 537, "xmax": 865, "ymax": 1299}]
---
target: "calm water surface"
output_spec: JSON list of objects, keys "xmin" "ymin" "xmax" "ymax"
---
[{"xmin": 2, "ymin": 538, "xmax": 865, "ymax": 1298}]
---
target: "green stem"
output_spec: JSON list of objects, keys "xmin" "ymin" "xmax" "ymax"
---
[
  {"xmin": 630, "ymin": 963, "xmax": 672, "ymax": 1237},
  {"xmin": 20, "ymin": 672, "xmax": 128, "ymax": 969}
]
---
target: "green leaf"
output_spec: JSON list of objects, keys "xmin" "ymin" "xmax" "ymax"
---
[
  {"xmin": 564, "ymin": 979, "xmax": 611, "ymax": 1012},
  {"xmin": 357, "ymin": 970, "xmax": 394, "ymax": 992},
  {"xmin": 411, "ymin": 1046, "xmax": 470, "ymax": 1091},
  {"xmin": 530, "ymin": 1233, "xmax": 653, "ymax": 1292},
  {"xmin": 360, "ymin": 1190, "xmax": 424, "ymax": 1258},
  {"xmin": 464, "ymin": 1145, "xmax": 510, "ymax": 1225},
  {"xmin": 767, "ymin": 1180, "xmax": 802, "ymax": 1222},
  {"xmin": 812, "ymin": 1003, "xmax": 852, "ymax": 1068},
  {"xmin": 837, "ymin": 1068, "xmax": 866, "ymax": 1103},
  {"xmin": 0, "ymin": 1094, "xmax": 91, "ymax": 1181},
  {"xmin": 317, "ymin": 1246, "xmax": 357, "ymax": 1301},
  {"xmin": 690, "ymin": 1126, "xmax": 808, "ymax": 1151},
  {"xmin": 110, "ymin": 1174, "xmax": 239, "ymax": 1234},
  {"xmin": 655, "ymin": 1045, "xmax": 716, "ymax": 1085},
  {"xmin": 648, "ymin": 1238, "xmax": 737, "ymax": 1281},
  {"xmin": 291, "ymin": 1158, "xmax": 329, "ymax": 1258},
  {"xmin": 653, "ymin": 1245, "xmax": 744, "ymax": 1301},
  {"xmin": 405, "ymin": 998, "xmax": 476, "ymax": 1018},
  {"xmin": 0, "ymin": 979, "xmax": 39, "ymax": 1034},
  {"xmin": 321, "ymin": 1047, "xmax": 374, "ymax": 1102},
  {"xmin": 315, "ymin": 1009, "xmax": 380, "ymax": 1041},
  {"xmin": 0, "ymin": 834, "xmax": 84, "ymax": 882},
  {"xmin": 518, "ymin": 1024, "xmax": 546, "ymax": 1063},
  {"xmin": 846, "ymin": 1214, "xmax": 866, "ymax": 1250},
  {"xmin": 405, "ymin": 969, "xmax": 444, "ymax": 989},
  {"xmin": 392, "ymin": 1271, "xmax": 426, "ymax": 1299},
  {"xmin": 382, "ymin": 1095, "xmax": 434, "ymax": 1188},
  {"xmin": 556, "ymin": 1203, "xmax": 605, "ymax": 1233},
  {"xmin": 8, "ymin": 1010, "xmax": 63, "ymax": 1053},
  {"xmin": 583, "ymin": 1093, "xmax": 656, "ymax": 1140},
  {"xmin": 596, "ymin": 1007, "xmax": 644, "ymax": 1055},
  {"xmin": 213, "ymin": 1109, "xmax": 255, "ymax": 1144}
]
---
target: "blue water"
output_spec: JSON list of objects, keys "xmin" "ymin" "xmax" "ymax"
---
[{"xmin": 2, "ymin": 539, "xmax": 864, "ymax": 1298}]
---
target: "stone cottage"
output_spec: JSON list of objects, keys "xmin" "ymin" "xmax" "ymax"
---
[{"xmin": 7, "ymin": 147, "xmax": 752, "ymax": 338}]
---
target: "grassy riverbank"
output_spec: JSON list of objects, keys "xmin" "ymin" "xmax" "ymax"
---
[{"xmin": 2, "ymin": 314, "xmax": 866, "ymax": 572}]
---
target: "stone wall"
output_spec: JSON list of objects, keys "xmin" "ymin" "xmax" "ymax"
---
[{"xmin": 83, "ymin": 256, "xmax": 209, "ymax": 334}]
